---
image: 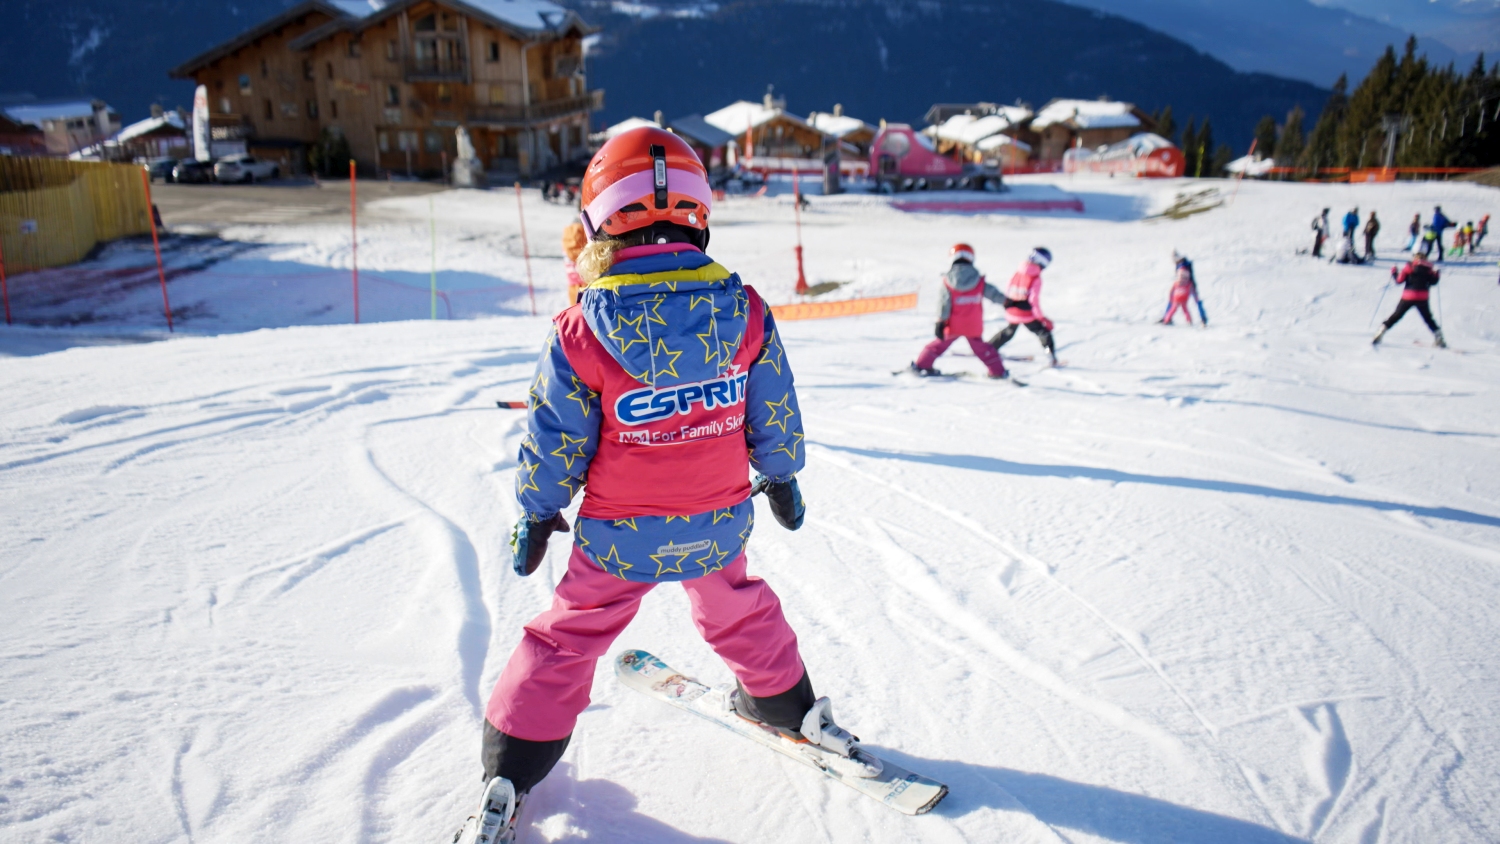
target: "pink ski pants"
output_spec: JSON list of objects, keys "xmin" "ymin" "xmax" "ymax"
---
[
  {"xmin": 484, "ymin": 544, "xmax": 805, "ymax": 742},
  {"xmin": 915, "ymin": 334, "xmax": 1007, "ymax": 376},
  {"xmin": 1163, "ymin": 299, "xmax": 1193, "ymax": 325}
]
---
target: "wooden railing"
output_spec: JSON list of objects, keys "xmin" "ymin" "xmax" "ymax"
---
[
  {"xmin": 0, "ymin": 157, "xmax": 151, "ymax": 273},
  {"xmin": 468, "ymin": 90, "xmax": 603, "ymax": 126}
]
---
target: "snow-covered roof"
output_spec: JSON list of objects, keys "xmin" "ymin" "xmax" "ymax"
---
[
  {"xmin": 602, "ymin": 116, "xmax": 660, "ymax": 138},
  {"xmin": 1032, "ymin": 99, "xmax": 1141, "ymax": 131},
  {"xmin": 117, "ymin": 113, "xmax": 186, "ymax": 143},
  {"xmin": 327, "ymin": 0, "xmax": 381, "ymax": 17},
  {"xmin": 704, "ymin": 101, "xmax": 780, "ymax": 136},
  {"xmin": 808, "ymin": 112, "xmax": 869, "ymax": 138},
  {"xmin": 669, "ymin": 114, "xmax": 733, "ymax": 148},
  {"xmin": 1225, "ymin": 154, "xmax": 1275, "ymax": 176},
  {"xmin": 456, "ymin": 0, "xmax": 574, "ymax": 31},
  {"xmin": 976, "ymin": 133, "xmax": 1032, "ymax": 153},
  {"xmin": 933, "ymin": 114, "xmax": 1010, "ymax": 145},
  {"xmin": 5, "ymin": 100, "xmax": 98, "ymax": 127}
]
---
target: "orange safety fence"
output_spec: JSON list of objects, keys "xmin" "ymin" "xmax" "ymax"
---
[{"xmin": 770, "ymin": 292, "xmax": 918, "ymax": 321}]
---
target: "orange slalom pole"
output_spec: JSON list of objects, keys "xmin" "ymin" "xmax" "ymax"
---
[
  {"xmin": 793, "ymin": 167, "xmax": 808, "ymax": 295},
  {"xmin": 350, "ymin": 159, "xmax": 360, "ymax": 324},
  {"xmin": 140, "ymin": 168, "xmax": 173, "ymax": 332},
  {"xmin": 515, "ymin": 181, "xmax": 536, "ymax": 316}
]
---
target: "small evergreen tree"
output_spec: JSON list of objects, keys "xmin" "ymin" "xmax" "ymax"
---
[
  {"xmin": 1181, "ymin": 117, "xmax": 1198, "ymax": 177},
  {"xmin": 1212, "ymin": 144, "xmax": 1235, "ymax": 177},
  {"xmin": 1302, "ymin": 74, "xmax": 1348, "ymax": 172},
  {"xmin": 1254, "ymin": 115, "xmax": 1278, "ymax": 159},
  {"xmin": 1153, "ymin": 105, "xmax": 1177, "ymax": 144},
  {"xmin": 1196, "ymin": 119, "xmax": 1215, "ymax": 177},
  {"xmin": 1276, "ymin": 105, "xmax": 1306, "ymax": 165}
]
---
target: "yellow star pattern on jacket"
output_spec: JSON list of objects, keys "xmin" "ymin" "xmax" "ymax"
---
[
  {"xmin": 607, "ymin": 312, "xmax": 649, "ymax": 353},
  {"xmin": 613, "ymin": 517, "xmax": 638, "ymax": 531},
  {"xmin": 773, "ymin": 431, "xmax": 805, "ymax": 462},
  {"xmin": 528, "ymin": 371, "xmax": 550, "ymax": 411},
  {"xmin": 550, "ymin": 433, "xmax": 588, "ymax": 471},
  {"xmin": 692, "ymin": 540, "xmax": 732, "ymax": 574},
  {"xmin": 597, "ymin": 544, "xmax": 633, "ymax": 579},
  {"xmin": 557, "ymin": 474, "xmax": 583, "ymax": 497},
  {"xmin": 712, "ymin": 508, "xmax": 735, "ymax": 524},
  {"xmin": 688, "ymin": 293, "xmax": 715, "ymax": 312},
  {"xmin": 517, "ymin": 461, "xmax": 541, "ymax": 495},
  {"xmin": 665, "ymin": 514, "xmax": 692, "ymax": 524},
  {"xmin": 695, "ymin": 325, "xmax": 720, "ymax": 365},
  {"xmin": 762, "ymin": 393, "xmax": 796, "ymax": 432},
  {"xmin": 564, "ymin": 376, "xmax": 598, "ymax": 418},
  {"xmin": 757, "ymin": 328, "xmax": 785, "ymax": 375},
  {"xmin": 644, "ymin": 295, "xmax": 669, "ymax": 326},
  {"xmin": 649, "ymin": 545, "xmax": 690, "ymax": 577},
  {"xmin": 652, "ymin": 338, "xmax": 683, "ymax": 379}
]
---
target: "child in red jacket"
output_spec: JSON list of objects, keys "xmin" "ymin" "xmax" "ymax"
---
[{"xmin": 910, "ymin": 243, "xmax": 1009, "ymax": 378}]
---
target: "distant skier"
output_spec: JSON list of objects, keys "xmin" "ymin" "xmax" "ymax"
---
[
  {"xmin": 1312, "ymin": 208, "xmax": 1331, "ymax": 258},
  {"xmin": 1331, "ymin": 237, "xmax": 1365, "ymax": 265},
  {"xmin": 1373, "ymin": 251, "xmax": 1445, "ymax": 348},
  {"xmin": 453, "ymin": 127, "xmax": 871, "ymax": 844},
  {"xmin": 561, "ymin": 221, "xmax": 587, "ymax": 306},
  {"xmin": 1405, "ymin": 213, "xmax": 1421, "ymax": 251},
  {"xmin": 1342, "ymin": 207, "xmax": 1359, "ymax": 241},
  {"xmin": 1431, "ymin": 205, "xmax": 1453, "ymax": 261},
  {"xmin": 1419, "ymin": 226, "xmax": 1438, "ymax": 259},
  {"xmin": 910, "ymin": 243, "xmax": 1010, "ymax": 379},
  {"xmin": 1363, "ymin": 212, "xmax": 1380, "ymax": 260},
  {"xmin": 1160, "ymin": 251, "xmax": 1201, "ymax": 325},
  {"xmin": 1450, "ymin": 225, "xmax": 1470, "ymax": 258},
  {"xmin": 1475, "ymin": 214, "xmax": 1490, "ymax": 250},
  {"xmin": 1462, "ymin": 221, "xmax": 1476, "ymax": 255},
  {"xmin": 987, "ymin": 247, "xmax": 1058, "ymax": 366}
]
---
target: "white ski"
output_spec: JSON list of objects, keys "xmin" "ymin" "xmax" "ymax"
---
[{"xmin": 614, "ymin": 649, "xmax": 949, "ymax": 815}]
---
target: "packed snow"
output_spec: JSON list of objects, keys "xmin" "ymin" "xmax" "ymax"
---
[{"xmin": 2, "ymin": 174, "xmax": 1499, "ymax": 843}]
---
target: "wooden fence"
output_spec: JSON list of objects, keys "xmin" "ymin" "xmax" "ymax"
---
[{"xmin": 0, "ymin": 157, "xmax": 152, "ymax": 273}]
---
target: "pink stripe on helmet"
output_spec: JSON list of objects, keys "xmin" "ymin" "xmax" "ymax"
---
[{"xmin": 580, "ymin": 167, "xmax": 713, "ymax": 238}]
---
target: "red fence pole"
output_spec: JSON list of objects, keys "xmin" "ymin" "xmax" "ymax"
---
[
  {"xmin": 0, "ymin": 223, "xmax": 10, "ymax": 326},
  {"xmin": 793, "ymin": 168, "xmax": 808, "ymax": 295},
  {"xmin": 350, "ymin": 159, "xmax": 359, "ymax": 324},
  {"xmin": 514, "ymin": 181, "xmax": 536, "ymax": 316},
  {"xmin": 140, "ymin": 168, "xmax": 174, "ymax": 332}
]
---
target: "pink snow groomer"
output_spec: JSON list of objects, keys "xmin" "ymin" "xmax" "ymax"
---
[
  {"xmin": 1160, "ymin": 251, "xmax": 1200, "ymax": 325},
  {"xmin": 987, "ymin": 247, "xmax": 1057, "ymax": 366},
  {"xmin": 910, "ymin": 243, "xmax": 1010, "ymax": 378},
  {"xmin": 451, "ymin": 126, "xmax": 878, "ymax": 844}
]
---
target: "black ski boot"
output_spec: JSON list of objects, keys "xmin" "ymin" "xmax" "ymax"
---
[
  {"xmin": 1372, "ymin": 326, "xmax": 1387, "ymax": 346},
  {"xmin": 908, "ymin": 362, "xmax": 941, "ymax": 377}
]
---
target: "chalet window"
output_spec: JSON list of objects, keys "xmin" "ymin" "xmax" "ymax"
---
[
  {"xmin": 219, "ymin": 97, "xmax": 232, "ymax": 114},
  {"xmin": 239, "ymin": 74, "xmax": 251, "ymax": 94},
  {"xmin": 264, "ymin": 99, "xmax": 274, "ymax": 120},
  {"xmin": 488, "ymin": 86, "xmax": 505, "ymax": 105},
  {"xmin": 414, "ymin": 14, "xmax": 436, "ymax": 31},
  {"xmin": 378, "ymin": 132, "xmax": 390, "ymax": 153},
  {"xmin": 330, "ymin": 99, "xmax": 338, "ymax": 118},
  {"xmin": 303, "ymin": 59, "xmax": 313, "ymax": 81},
  {"xmin": 424, "ymin": 130, "xmax": 442, "ymax": 153},
  {"xmin": 554, "ymin": 55, "xmax": 579, "ymax": 78},
  {"xmin": 326, "ymin": 62, "xmax": 334, "ymax": 80},
  {"xmin": 281, "ymin": 102, "xmax": 298, "ymax": 117},
  {"xmin": 384, "ymin": 107, "xmax": 402, "ymax": 124},
  {"xmin": 387, "ymin": 40, "xmax": 398, "ymax": 61},
  {"xmin": 261, "ymin": 58, "xmax": 268, "ymax": 78},
  {"xmin": 307, "ymin": 99, "xmax": 319, "ymax": 118},
  {"xmin": 386, "ymin": 85, "xmax": 400, "ymax": 106},
  {"xmin": 347, "ymin": 38, "xmax": 361, "ymax": 58},
  {"xmin": 437, "ymin": 84, "xmax": 451, "ymax": 103},
  {"xmin": 488, "ymin": 41, "xmax": 499, "ymax": 62},
  {"xmin": 398, "ymin": 131, "xmax": 418, "ymax": 151}
]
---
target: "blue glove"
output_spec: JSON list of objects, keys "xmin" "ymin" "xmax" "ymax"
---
[
  {"xmin": 510, "ymin": 513, "xmax": 570, "ymax": 576},
  {"xmin": 754, "ymin": 474, "xmax": 805, "ymax": 531}
]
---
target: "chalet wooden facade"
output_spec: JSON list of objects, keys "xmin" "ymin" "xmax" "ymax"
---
[{"xmin": 169, "ymin": 0, "xmax": 600, "ymax": 179}]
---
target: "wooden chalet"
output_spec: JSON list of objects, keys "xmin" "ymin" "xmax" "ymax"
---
[
  {"xmin": 168, "ymin": 0, "xmax": 600, "ymax": 178},
  {"xmin": 1031, "ymin": 98, "xmax": 1155, "ymax": 161}
]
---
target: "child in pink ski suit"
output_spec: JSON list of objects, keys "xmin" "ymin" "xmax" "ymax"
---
[
  {"xmin": 1161, "ymin": 251, "xmax": 1199, "ymax": 325},
  {"xmin": 911, "ymin": 243, "xmax": 1009, "ymax": 378},
  {"xmin": 454, "ymin": 129, "xmax": 873, "ymax": 844},
  {"xmin": 987, "ymin": 247, "xmax": 1057, "ymax": 366}
]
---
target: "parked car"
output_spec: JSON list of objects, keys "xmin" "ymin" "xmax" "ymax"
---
[
  {"xmin": 172, "ymin": 160, "xmax": 214, "ymax": 184},
  {"xmin": 145, "ymin": 157, "xmax": 178, "ymax": 183},
  {"xmin": 213, "ymin": 154, "xmax": 280, "ymax": 183}
]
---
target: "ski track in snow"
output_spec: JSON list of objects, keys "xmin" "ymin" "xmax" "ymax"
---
[{"xmin": 3, "ymin": 177, "xmax": 1500, "ymax": 842}]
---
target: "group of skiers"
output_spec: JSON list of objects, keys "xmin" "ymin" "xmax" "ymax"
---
[
  {"xmin": 1318, "ymin": 205, "xmax": 1489, "ymax": 265},
  {"xmin": 908, "ymin": 244, "xmax": 1057, "ymax": 379},
  {"xmin": 1312, "ymin": 207, "xmax": 1383, "ymax": 264}
]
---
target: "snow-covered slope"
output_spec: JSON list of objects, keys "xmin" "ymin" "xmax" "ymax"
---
[{"xmin": 3, "ymin": 177, "xmax": 1500, "ymax": 842}]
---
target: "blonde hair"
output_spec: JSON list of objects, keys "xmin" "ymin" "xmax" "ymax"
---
[{"xmin": 576, "ymin": 238, "xmax": 623, "ymax": 286}]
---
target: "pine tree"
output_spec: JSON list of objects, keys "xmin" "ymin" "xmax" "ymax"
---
[
  {"xmin": 1196, "ymin": 119, "xmax": 1215, "ymax": 177},
  {"xmin": 1153, "ymin": 105, "xmax": 1177, "ymax": 144},
  {"xmin": 1181, "ymin": 117, "xmax": 1198, "ymax": 177},
  {"xmin": 1339, "ymin": 46, "xmax": 1399, "ymax": 167},
  {"xmin": 1212, "ymin": 144, "xmax": 1235, "ymax": 177},
  {"xmin": 1276, "ymin": 105, "xmax": 1306, "ymax": 165},
  {"xmin": 1254, "ymin": 115, "xmax": 1278, "ymax": 159},
  {"xmin": 1302, "ymin": 74, "xmax": 1348, "ymax": 172}
]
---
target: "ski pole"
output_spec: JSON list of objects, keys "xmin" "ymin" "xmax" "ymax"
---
[{"xmin": 1368, "ymin": 283, "xmax": 1390, "ymax": 328}]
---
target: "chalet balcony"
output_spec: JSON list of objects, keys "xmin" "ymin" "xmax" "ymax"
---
[
  {"xmin": 404, "ymin": 57, "xmax": 467, "ymax": 82},
  {"xmin": 467, "ymin": 90, "xmax": 604, "ymax": 127}
]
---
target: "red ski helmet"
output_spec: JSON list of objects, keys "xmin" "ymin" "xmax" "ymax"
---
[
  {"xmin": 579, "ymin": 127, "xmax": 713, "ymax": 240},
  {"xmin": 950, "ymin": 243, "xmax": 975, "ymax": 262}
]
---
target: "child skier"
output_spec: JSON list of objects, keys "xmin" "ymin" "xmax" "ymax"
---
[
  {"xmin": 1161, "ymin": 251, "xmax": 1200, "ymax": 324},
  {"xmin": 910, "ymin": 243, "xmax": 1009, "ymax": 378},
  {"xmin": 1431, "ymin": 205, "xmax": 1453, "ymax": 261},
  {"xmin": 1450, "ymin": 225, "xmax": 1470, "ymax": 258},
  {"xmin": 1312, "ymin": 208, "xmax": 1330, "ymax": 258},
  {"xmin": 453, "ymin": 127, "xmax": 873, "ymax": 842},
  {"xmin": 1462, "ymin": 221, "xmax": 1476, "ymax": 255},
  {"xmin": 987, "ymin": 247, "xmax": 1058, "ymax": 366},
  {"xmin": 1405, "ymin": 213, "xmax": 1421, "ymax": 251},
  {"xmin": 1363, "ymin": 212, "xmax": 1380, "ymax": 261},
  {"xmin": 1374, "ymin": 250, "xmax": 1445, "ymax": 348},
  {"xmin": 1475, "ymin": 214, "xmax": 1490, "ymax": 250},
  {"xmin": 561, "ymin": 221, "xmax": 587, "ymax": 305}
]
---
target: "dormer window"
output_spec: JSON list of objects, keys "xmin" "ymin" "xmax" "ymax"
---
[{"xmin": 414, "ymin": 14, "xmax": 436, "ymax": 32}]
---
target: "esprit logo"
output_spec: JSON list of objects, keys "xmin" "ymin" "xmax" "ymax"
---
[{"xmin": 615, "ymin": 371, "xmax": 749, "ymax": 426}]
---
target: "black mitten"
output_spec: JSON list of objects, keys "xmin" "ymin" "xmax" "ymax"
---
[{"xmin": 510, "ymin": 513, "xmax": 570, "ymax": 576}]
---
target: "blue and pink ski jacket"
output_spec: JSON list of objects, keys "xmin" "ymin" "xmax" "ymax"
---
[{"xmin": 515, "ymin": 243, "xmax": 805, "ymax": 582}]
